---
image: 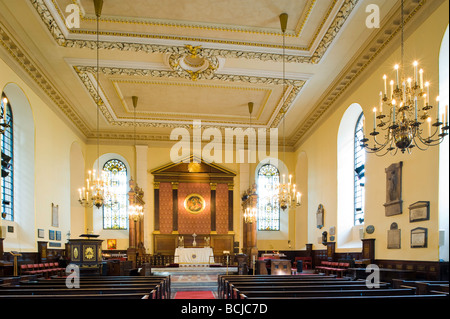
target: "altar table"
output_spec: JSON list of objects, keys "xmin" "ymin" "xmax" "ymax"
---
[{"xmin": 174, "ymin": 247, "xmax": 214, "ymax": 265}]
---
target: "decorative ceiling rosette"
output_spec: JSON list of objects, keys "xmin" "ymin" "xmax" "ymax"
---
[{"xmin": 167, "ymin": 45, "xmax": 222, "ymax": 81}]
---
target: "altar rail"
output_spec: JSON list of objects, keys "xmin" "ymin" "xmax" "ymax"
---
[{"xmin": 137, "ymin": 254, "xmax": 232, "ymax": 267}]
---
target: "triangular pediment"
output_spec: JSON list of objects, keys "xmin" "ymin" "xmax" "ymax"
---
[{"xmin": 150, "ymin": 155, "xmax": 235, "ymax": 183}]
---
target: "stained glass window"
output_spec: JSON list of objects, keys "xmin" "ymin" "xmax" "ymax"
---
[
  {"xmin": 1, "ymin": 94, "xmax": 13, "ymax": 221},
  {"xmin": 257, "ymin": 164, "xmax": 280, "ymax": 231},
  {"xmin": 354, "ymin": 112, "xmax": 365, "ymax": 225},
  {"xmin": 102, "ymin": 159, "xmax": 128, "ymax": 229}
]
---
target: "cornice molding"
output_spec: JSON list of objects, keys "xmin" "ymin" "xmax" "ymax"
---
[
  {"xmin": 290, "ymin": 0, "xmax": 430, "ymax": 149},
  {"xmin": 0, "ymin": 20, "xmax": 90, "ymax": 136}
]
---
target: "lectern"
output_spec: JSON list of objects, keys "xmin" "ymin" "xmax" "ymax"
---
[{"xmin": 68, "ymin": 234, "xmax": 103, "ymax": 275}]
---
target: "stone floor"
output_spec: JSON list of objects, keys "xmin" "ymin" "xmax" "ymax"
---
[{"xmin": 152, "ymin": 267, "xmax": 238, "ymax": 298}]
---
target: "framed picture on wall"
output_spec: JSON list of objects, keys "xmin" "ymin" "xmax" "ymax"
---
[
  {"xmin": 184, "ymin": 194, "xmax": 206, "ymax": 214},
  {"xmin": 49, "ymin": 230, "xmax": 55, "ymax": 240},
  {"xmin": 38, "ymin": 229, "xmax": 44, "ymax": 238},
  {"xmin": 107, "ymin": 239, "xmax": 117, "ymax": 250},
  {"xmin": 51, "ymin": 203, "xmax": 59, "ymax": 227}
]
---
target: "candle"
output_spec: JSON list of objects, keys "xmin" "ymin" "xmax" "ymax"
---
[
  {"xmin": 394, "ymin": 64, "xmax": 399, "ymax": 88},
  {"xmin": 419, "ymin": 69, "xmax": 424, "ymax": 90},
  {"xmin": 379, "ymin": 92, "xmax": 383, "ymax": 113},
  {"xmin": 425, "ymin": 82, "xmax": 430, "ymax": 105},
  {"xmin": 436, "ymin": 96, "xmax": 440, "ymax": 120},
  {"xmin": 414, "ymin": 97, "xmax": 418, "ymax": 121},
  {"xmin": 383, "ymin": 75, "xmax": 387, "ymax": 96},
  {"xmin": 428, "ymin": 117, "xmax": 432, "ymax": 138},
  {"xmin": 297, "ymin": 192, "xmax": 301, "ymax": 205},
  {"xmin": 446, "ymin": 105, "xmax": 448, "ymax": 124},
  {"xmin": 78, "ymin": 188, "xmax": 82, "ymax": 200},
  {"xmin": 373, "ymin": 107, "xmax": 377, "ymax": 129},
  {"xmin": 392, "ymin": 99, "xmax": 396, "ymax": 123},
  {"xmin": 390, "ymin": 80, "xmax": 395, "ymax": 99},
  {"xmin": 413, "ymin": 61, "xmax": 418, "ymax": 85},
  {"xmin": 402, "ymin": 82, "xmax": 406, "ymax": 102},
  {"xmin": 407, "ymin": 78, "xmax": 412, "ymax": 90}
]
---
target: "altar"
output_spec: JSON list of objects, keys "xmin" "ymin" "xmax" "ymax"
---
[{"xmin": 174, "ymin": 247, "xmax": 214, "ymax": 266}]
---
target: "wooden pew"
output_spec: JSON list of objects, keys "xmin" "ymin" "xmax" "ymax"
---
[
  {"xmin": 0, "ymin": 275, "xmax": 170, "ymax": 299},
  {"xmin": 228, "ymin": 283, "xmax": 391, "ymax": 299},
  {"xmin": 392, "ymin": 279, "xmax": 449, "ymax": 295},
  {"xmin": 222, "ymin": 279, "xmax": 367, "ymax": 299},
  {"xmin": 217, "ymin": 274, "xmax": 342, "ymax": 298},
  {"xmin": 236, "ymin": 288, "xmax": 416, "ymax": 299}
]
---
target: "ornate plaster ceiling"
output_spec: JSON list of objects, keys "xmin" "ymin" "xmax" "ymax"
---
[{"xmin": 0, "ymin": 0, "xmax": 434, "ymax": 147}]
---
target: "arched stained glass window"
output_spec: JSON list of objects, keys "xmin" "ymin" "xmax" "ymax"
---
[
  {"xmin": 354, "ymin": 112, "xmax": 365, "ymax": 225},
  {"xmin": 1, "ymin": 94, "xmax": 13, "ymax": 221},
  {"xmin": 257, "ymin": 164, "xmax": 280, "ymax": 231},
  {"xmin": 102, "ymin": 159, "xmax": 128, "ymax": 229}
]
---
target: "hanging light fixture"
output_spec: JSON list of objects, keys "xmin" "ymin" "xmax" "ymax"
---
[
  {"xmin": 361, "ymin": 0, "xmax": 448, "ymax": 156},
  {"xmin": 275, "ymin": 13, "xmax": 301, "ymax": 211},
  {"xmin": 78, "ymin": 0, "xmax": 110, "ymax": 209},
  {"xmin": 243, "ymin": 102, "xmax": 257, "ymax": 224},
  {"xmin": 128, "ymin": 96, "xmax": 144, "ymax": 223}
]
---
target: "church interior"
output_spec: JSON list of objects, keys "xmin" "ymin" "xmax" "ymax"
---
[{"xmin": 0, "ymin": 0, "xmax": 448, "ymax": 305}]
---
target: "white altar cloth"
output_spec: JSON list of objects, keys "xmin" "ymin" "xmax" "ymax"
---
[{"xmin": 174, "ymin": 247, "xmax": 214, "ymax": 265}]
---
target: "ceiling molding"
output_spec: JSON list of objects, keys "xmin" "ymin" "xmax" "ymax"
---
[
  {"xmin": 73, "ymin": 64, "xmax": 305, "ymax": 130},
  {"xmin": 30, "ymin": 0, "xmax": 360, "ymax": 64},
  {"xmin": 290, "ymin": 0, "xmax": 429, "ymax": 148}
]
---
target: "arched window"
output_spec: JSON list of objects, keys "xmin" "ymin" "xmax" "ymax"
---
[
  {"xmin": 1, "ymin": 94, "xmax": 13, "ymax": 221},
  {"xmin": 257, "ymin": 164, "xmax": 280, "ymax": 231},
  {"xmin": 102, "ymin": 159, "xmax": 128, "ymax": 229},
  {"xmin": 354, "ymin": 112, "xmax": 365, "ymax": 225}
]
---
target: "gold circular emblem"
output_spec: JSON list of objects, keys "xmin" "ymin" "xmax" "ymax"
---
[
  {"xmin": 73, "ymin": 247, "xmax": 79, "ymax": 259},
  {"xmin": 184, "ymin": 194, "xmax": 206, "ymax": 214}
]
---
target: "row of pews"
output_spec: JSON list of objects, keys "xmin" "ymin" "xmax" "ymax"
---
[
  {"xmin": 218, "ymin": 274, "xmax": 449, "ymax": 300},
  {"xmin": 0, "ymin": 275, "xmax": 170, "ymax": 299}
]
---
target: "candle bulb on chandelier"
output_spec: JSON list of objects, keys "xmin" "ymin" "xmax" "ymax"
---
[
  {"xmin": 413, "ymin": 61, "xmax": 418, "ymax": 85},
  {"xmin": 379, "ymin": 92, "xmax": 383, "ymax": 113},
  {"xmin": 296, "ymin": 192, "xmax": 301, "ymax": 205},
  {"xmin": 407, "ymin": 78, "xmax": 412, "ymax": 90},
  {"xmin": 383, "ymin": 75, "xmax": 387, "ymax": 96},
  {"xmin": 392, "ymin": 99, "xmax": 396, "ymax": 123},
  {"xmin": 446, "ymin": 105, "xmax": 448, "ymax": 124},
  {"xmin": 419, "ymin": 69, "xmax": 424, "ymax": 90},
  {"xmin": 373, "ymin": 107, "xmax": 377, "ymax": 130},
  {"xmin": 394, "ymin": 64, "xmax": 399, "ymax": 88},
  {"xmin": 414, "ymin": 97, "xmax": 418, "ymax": 122},
  {"xmin": 425, "ymin": 82, "xmax": 430, "ymax": 105},
  {"xmin": 436, "ymin": 96, "xmax": 440, "ymax": 120},
  {"xmin": 428, "ymin": 117, "xmax": 432, "ymax": 138},
  {"xmin": 390, "ymin": 80, "xmax": 395, "ymax": 99}
]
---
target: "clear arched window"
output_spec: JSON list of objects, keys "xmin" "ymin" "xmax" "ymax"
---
[
  {"xmin": 102, "ymin": 159, "xmax": 128, "ymax": 229},
  {"xmin": 1, "ymin": 94, "xmax": 14, "ymax": 221},
  {"xmin": 354, "ymin": 112, "xmax": 365, "ymax": 225},
  {"xmin": 257, "ymin": 164, "xmax": 280, "ymax": 231}
]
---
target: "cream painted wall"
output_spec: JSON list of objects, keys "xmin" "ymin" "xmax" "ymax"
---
[
  {"xmin": 0, "ymin": 57, "xmax": 86, "ymax": 253},
  {"xmin": 294, "ymin": 2, "xmax": 449, "ymax": 261}
]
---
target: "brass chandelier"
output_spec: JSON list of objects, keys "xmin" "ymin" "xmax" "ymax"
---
[
  {"xmin": 78, "ymin": 0, "xmax": 110, "ymax": 209},
  {"xmin": 361, "ymin": 0, "xmax": 448, "ymax": 155},
  {"xmin": 275, "ymin": 13, "xmax": 301, "ymax": 211}
]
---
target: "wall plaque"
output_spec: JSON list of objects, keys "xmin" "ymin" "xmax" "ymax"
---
[
  {"xmin": 387, "ymin": 222, "xmax": 401, "ymax": 249},
  {"xmin": 411, "ymin": 227, "xmax": 428, "ymax": 248},
  {"xmin": 384, "ymin": 162, "xmax": 403, "ymax": 216},
  {"xmin": 409, "ymin": 201, "xmax": 430, "ymax": 222}
]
